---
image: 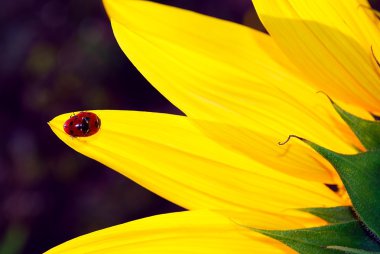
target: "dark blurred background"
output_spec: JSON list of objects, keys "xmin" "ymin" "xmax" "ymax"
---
[{"xmin": 0, "ymin": 0, "xmax": 255, "ymax": 253}]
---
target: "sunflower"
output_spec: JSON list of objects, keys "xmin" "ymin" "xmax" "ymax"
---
[{"xmin": 46, "ymin": 0, "xmax": 380, "ymax": 253}]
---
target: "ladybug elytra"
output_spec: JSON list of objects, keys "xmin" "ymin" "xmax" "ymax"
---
[{"xmin": 63, "ymin": 112, "xmax": 101, "ymax": 137}]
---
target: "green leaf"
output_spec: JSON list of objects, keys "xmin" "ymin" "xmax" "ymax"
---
[
  {"xmin": 253, "ymin": 221, "xmax": 380, "ymax": 254},
  {"xmin": 322, "ymin": 94, "xmax": 380, "ymax": 150},
  {"xmin": 301, "ymin": 138, "xmax": 380, "ymax": 239},
  {"xmin": 327, "ymin": 246, "xmax": 380, "ymax": 254},
  {"xmin": 299, "ymin": 206, "xmax": 355, "ymax": 223}
]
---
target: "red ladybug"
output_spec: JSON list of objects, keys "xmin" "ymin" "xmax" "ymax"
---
[{"xmin": 63, "ymin": 112, "xmax": 101, "ymax": 137}]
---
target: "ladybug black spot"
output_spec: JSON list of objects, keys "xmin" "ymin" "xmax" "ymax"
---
[
  {"xmin": 69, "ymin": 121, "xmax": 73, "ymax": 126},
  {"xmin": 95, "ymin": 118, "xmax": 101, "ymax": 129},
  {"xmin": 77, "ymin": 119, "xmax": 90, "ymax": 134},
  {"xmin": 83, "ymin": 117, "xmax": 90, "ymax": 124}
]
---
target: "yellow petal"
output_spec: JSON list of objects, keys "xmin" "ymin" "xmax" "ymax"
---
[
  {"xmin": 192, "ymin": 119, "xmax": 340, "ymax": 184},
  {"xmin": 253, "ymin": 0, "xmax": 380, "ymax": 113},
  {"xmin": 103, "ymin": 0, "xmax": 367, "ymax": 183},
  {"xmin": 44, "ymin": 210, "xmax": 300, "ymax": 254},
  {"xmin": 217, "ymin": 209, "xmax": 327, "ymax": 230},
  {"xmin": 49, "ymin": 111, "xmax": 344, "ymax": 212}
]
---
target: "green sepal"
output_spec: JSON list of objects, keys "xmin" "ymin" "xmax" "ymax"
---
[
  {"xmin": 302, "ymin": 139, "xmax": 380, "ymax": 239},
  {"xmin": 327, "ymin": 246, "xmax": 380, "ymax": 254},
  {"xmin": 299, "ymin": 206, "xmax": 355, "ymax": 223},
  {"xmin": 325, "ymin": 95, "xmax": 380, "ymax": 150},
  {"xmin": 252, "ymin": 221, "xmax": 380, "ymax": 254}
]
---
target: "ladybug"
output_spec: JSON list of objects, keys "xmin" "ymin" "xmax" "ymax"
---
[{"xmin": 63, "ymin": 112, "xmax": 101, "ymax": 137}]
